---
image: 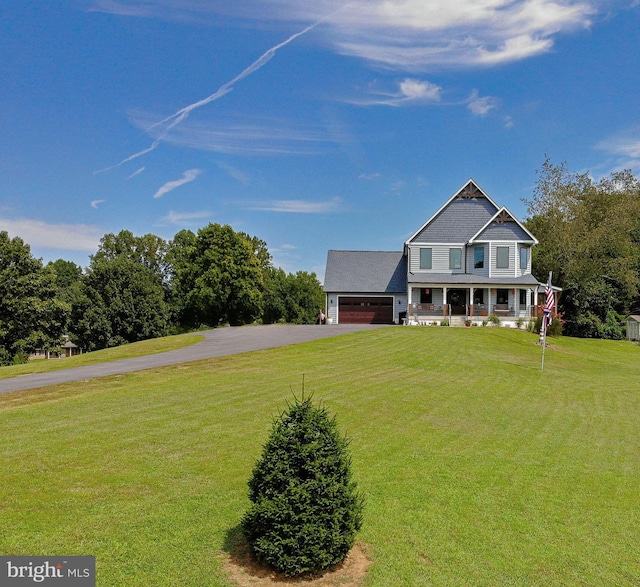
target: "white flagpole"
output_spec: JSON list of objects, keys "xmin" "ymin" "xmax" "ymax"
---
[
  {"xmin": 541, "ymin": 314, "xmax": 547, "ymax": 371},
  {"xmin": 541, "ymin": 271, "xmax": 552, "ymax": 371}
]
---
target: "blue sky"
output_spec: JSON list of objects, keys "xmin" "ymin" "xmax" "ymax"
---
[{"xmin": 2, "ymin": 1, "xmax": 639, "ymax": 279}]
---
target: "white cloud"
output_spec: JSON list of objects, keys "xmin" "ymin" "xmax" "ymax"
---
[
  {"xmin": 217, "ymin": 162, "xmax": 251, "ymax": 185},
  {"xmin": 399, "ymin": 78, "xmax": 442, "ymax": 101},
  {"xmin": 129, "ymin": 111, "xmax": 338, "ymax": 156},
  {"xmin": 101, "ymin": 20, "xmax": 319, "ymax": 170},
  {"xmin": 90, "ymin": 199, "xmax": 106, "ymax": 209},
  {"xmin": 159, "ymin": 210, "xmax": 213, "ymax": 225},
  {"xmin": 467, "ymin": 90, "xmax": 500, "ymax": 116},
  {"xmin": 595, "ymin": 129, "xmax": 640, "ymax": 172},
  {"xmin": 359, "ymin": 172, "xmax": 381, "ymax": 180},
  {"xmin": 153, "ymin": 169, "xmax": 202, "ymax": 199},
  {"xmin": 347, "ymin": 78, "xmax": 443, "ymax": 107},
  {"xmin": 597, "ymin": 135, "xmax": 640, "ymax": 159},
  {"xmin": 127, "ymin": 166, "xmax": 146, "ymax": 179},
  {"xmin": 0, "ymin": 218, "xmax": 103, "ymax": 251},
  {"xmin": 91, "ymin": 1, "xmax": 595, "ymax": 70},
  {"xmin": 246, "ymin": 197, "xmax": 342, "ymax": 213}
]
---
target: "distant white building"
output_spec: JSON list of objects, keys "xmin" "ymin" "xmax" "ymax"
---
[{"xmin": 626, "ymin": 316, "xmax": 640, "ymax": 341}]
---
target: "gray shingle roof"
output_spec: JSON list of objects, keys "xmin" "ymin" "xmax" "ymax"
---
[
  {"xmin": 474, "ymin": 222, "xmax": 535, "ymax": 242},
  {"xmin": 324, "ymin": 250, "xmax": 407, "ymax": 293},
  {"xmin": 410, "ymin": 197, "xmax": 498, "ymax": 243}
]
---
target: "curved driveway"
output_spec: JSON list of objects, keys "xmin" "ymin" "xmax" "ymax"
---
[{"xmin": 0, "ymin": 324, "xmax": 387, "ymax": 394}]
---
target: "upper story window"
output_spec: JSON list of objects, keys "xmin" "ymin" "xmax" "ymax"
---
[
  {"xmin": 496, "ymin": 246, "xmax": 510, "ymax": 269},
  {"xmin": 520, "ymin": 247, "xmax": 528, "ymax": 270},
  {"xmin": 474, "ymin": 246, "xmax": 484, "ymax": 269},
  {"xmin": 449, "ymin": 248, "xmax": 462, "ymax": 270},
  {"xmin": 419, "ymin": 248, "xmax": 432, "ymax": 270}
]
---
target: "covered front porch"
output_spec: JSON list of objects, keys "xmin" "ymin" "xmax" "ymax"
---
[{"xmin": 407, "ymin": 285, "xmax": 538, "ymax": 324}]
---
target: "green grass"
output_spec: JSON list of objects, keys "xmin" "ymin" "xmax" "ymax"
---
[
  {"xmin": 0, "ymin": 332, "xmax": 204, "ymax": 379},
  {"xmin": 1, "ymin": 328, "xmax": 639, "ymax": 586}
]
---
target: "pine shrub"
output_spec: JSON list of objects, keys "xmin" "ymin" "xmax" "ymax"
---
[{"xmin": 241, "ymin": 396, "xmax": 364, "ymax": 577}]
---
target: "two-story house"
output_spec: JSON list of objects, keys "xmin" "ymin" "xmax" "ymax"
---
[{"xmin": 323, "ymin": 179, "xmax": 557, "ymax": 326}]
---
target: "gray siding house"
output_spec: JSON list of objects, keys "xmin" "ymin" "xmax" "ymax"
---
[{"xmin": 324, "ymin": 179, "xmax": 556, "ymax": 325}]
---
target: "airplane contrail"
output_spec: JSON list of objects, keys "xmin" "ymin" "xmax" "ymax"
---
[{"xmin": 98, "ymin": 21, "xmax": 319, "ymax": 173}]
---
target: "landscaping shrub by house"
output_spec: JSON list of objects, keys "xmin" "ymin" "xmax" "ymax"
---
[{"xmin": 241, "ymin": 395, "xmax": 364, "ymax": 577}]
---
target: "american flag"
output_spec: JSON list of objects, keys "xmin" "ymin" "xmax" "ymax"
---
[{"xmin": 543, "ymin": 272, "xmax": 554, "ymax": 327}]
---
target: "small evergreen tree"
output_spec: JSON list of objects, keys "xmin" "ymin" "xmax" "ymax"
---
[{"xmin": 241, "ymin": 395, "xmax": 364, "ymax": 577}]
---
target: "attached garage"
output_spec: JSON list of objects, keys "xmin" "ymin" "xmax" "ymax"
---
[
  {"xmin": 324, "ymin": 250, "xmax": 408, "ymax": 325},
  {"xmin": 338, "ymin": 296, "xmax": 394, "ymax": 324}
]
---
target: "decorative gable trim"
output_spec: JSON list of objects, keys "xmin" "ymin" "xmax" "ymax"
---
[
  {"xmin": 469, "ymin": 206, "xmax": 539, "ymax": 244},
  {"xmin": 457, "ymin": 181, "xmax": 485, "ymax": 199},
  {"xmin": 405, "ymin": 179, "xmax": 499, "ymax": 246}
]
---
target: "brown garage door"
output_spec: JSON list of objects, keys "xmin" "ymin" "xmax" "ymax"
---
[{"xmin": 339, "ymin": 297, "xmax": 394, "ymax": 324}]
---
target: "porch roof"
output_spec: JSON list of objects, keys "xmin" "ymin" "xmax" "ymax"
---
[{"xmin": 408, "ymin": 273, "xmax": 540, "ymax": 286}]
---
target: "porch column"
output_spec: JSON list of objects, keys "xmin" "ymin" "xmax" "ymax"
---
[
  {"xmin": 469, "ymin": 287, "xmax": 474, "ymax": 316},
  {"xmin": 407, "ymin": 287, "xmax": 413, "ymax": 316},
  {"xmin": 442, "ymin": 286, "xmax": 448, "ymax": 316}
]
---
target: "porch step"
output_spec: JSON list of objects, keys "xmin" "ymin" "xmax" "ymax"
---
[{"xmin": 449, "ymin": 316, "xmax": 467, "ymax": 327}]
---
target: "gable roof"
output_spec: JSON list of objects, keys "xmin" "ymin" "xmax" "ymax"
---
[
  {"xmin": 406, "ymin": 179, "xmax": 500, "ymax": 245},
  {"xmin": 324, "ymin": 250, "xmax": 406, "ymax": 293},
  {"xmin": 469, "ymin": 207, "xmax": 538, "ymax": 244}
]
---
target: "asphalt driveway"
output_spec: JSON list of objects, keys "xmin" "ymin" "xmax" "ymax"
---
[{"xmin": 0, "ymin": 324, "xmax": 387, "ymax": 394}]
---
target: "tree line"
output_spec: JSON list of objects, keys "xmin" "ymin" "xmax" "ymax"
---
[
  {"xmin": 0, "ymin": 224, "xmax": 325, "ymax": 365},
  {"xmin": 524, "ymin": 159, "xmax": 640, "ymax": 339}
]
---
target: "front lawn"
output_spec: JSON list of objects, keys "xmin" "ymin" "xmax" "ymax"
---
[
  {"xmin": 1, "ymin": 328, "xmax": 638, "ymax": 585},
  {"xmin": 0, "ymin": 332, "xmax": 204, "ymax": 379}
]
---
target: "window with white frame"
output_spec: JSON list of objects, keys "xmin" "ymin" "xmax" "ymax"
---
[
  {"xmin": 496, "ymin": 246, "xmax": 509, "ymax": 269},
  {"xmin": 420, "ymin": 248, "xmax": 432, "ymax": 270},
  {"xmin": 520, "ymin": 247, "xmax": 528, "ymax": 270},
  {"xmin": 449, "ymin": 248, "xmax": 462, "ymax": 270}
]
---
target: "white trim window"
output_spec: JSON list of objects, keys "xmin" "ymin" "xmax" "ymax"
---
[
  {"xmin": 420, "ymin": 247, "xmax": 432, "ymax": 270},
  {"xmin": 496, "ymin": 246, "xmax": 509, "ymax": 269},
  {"xmin": 449, "ymin": 248, "xmax": 462, "ymax": 270}
]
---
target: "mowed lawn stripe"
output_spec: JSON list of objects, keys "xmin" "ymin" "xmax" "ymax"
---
[{"xmin": 1, "ymin": 328, "xmax": 639, "ymax": 586}]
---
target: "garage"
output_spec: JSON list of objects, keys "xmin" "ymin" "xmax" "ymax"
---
[{"xmin": 338, "ymin": 297, "xmax": 394, "ymax": 324}]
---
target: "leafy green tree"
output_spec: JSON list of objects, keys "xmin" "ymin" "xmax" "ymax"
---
[
  {"xmin": 262, "ymin": 269, "xmax": 324, "ymax": 324},
  {"xmin": 241, "ymin": 396, "xmax": 364, "ymax": 577},
  {"xmin": 262, "ymin": 267, "xmax": 289, "ymax": 324},
  {"xmin": 48, "ymin": 259, "xmax": 84, "ymax": 332},
  {"xmin": 169, "ymin": 224, "xmax": 271, "ymax": 327},
  {"xmin": 70, "ymin": 231, "xmax": 171, "ymax": 350},
  {"xmin": 525, "ymin": 158, "xmax": 640, "ymax": 338},
  {"xmin": 48, "ymin": 259, "xmax": 83, "ymax": 290},
  {"xmin": 0, "ymin": 232, "xmax": 69, "ymax": 364},
  {"xmin": 285, "ymin": 271, "xmax": 325, "ymax": 324}
]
